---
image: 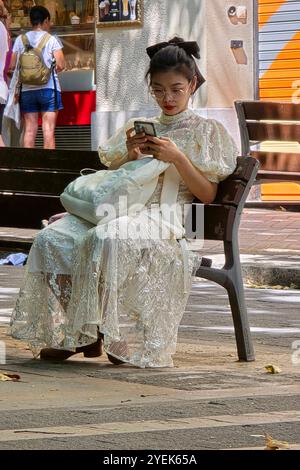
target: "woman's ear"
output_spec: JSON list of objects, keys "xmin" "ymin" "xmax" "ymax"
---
[{"xmin": 190, "ymin": 75, "xmax": 197, "ymax": 94}]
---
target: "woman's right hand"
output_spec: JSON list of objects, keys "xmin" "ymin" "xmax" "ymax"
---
[{"xmin": 126, "ymin": 127, "xmax": 148, "ymax": 161}]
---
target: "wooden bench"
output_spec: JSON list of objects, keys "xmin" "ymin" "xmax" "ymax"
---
[
  {"xmin": 235, "ymin": 100, "xmax": 300, "ymax": 208},
  {"xmin": 0, "ymin": 147, "xmax": 259, "ymax": 362}
]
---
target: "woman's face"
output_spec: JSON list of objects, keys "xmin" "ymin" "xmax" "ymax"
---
[{"xmin": 150, "ymin": 70, "xmax": 196, "ymax": 116}]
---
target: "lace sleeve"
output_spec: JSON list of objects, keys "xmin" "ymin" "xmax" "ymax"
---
[
  {"xmin": 193, "ymin": 119, "xmax": 239, "ymax": 183},
  {"xmin": 98, "ymin": 119, "xmax": 135, "ymax": 169}
]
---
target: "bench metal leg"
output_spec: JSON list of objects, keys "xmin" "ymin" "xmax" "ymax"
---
[
  {"xmin": 196, "ymin": 264, "xmax": 255, "ymax": 361},
  {"xmin": 225, "ymin": 273, "xmax": 255, "ymax": 361},
  {"xmin": 224, "ymin": 238, "xmax": 255, "ymax": 361}
]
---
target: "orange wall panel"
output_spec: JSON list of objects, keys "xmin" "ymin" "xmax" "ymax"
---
[{"xmin": 258, "ymin": 0, "xmax": 300, "ymax": 200}]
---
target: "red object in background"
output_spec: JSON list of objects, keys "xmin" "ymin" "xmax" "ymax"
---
[
  {"xmin": 38, "ymin": 91, "xmax": 96, "ymax": 126},
  {"xmin": 58, "ymin": 91, "xmax": 96, "ymax": 125}
]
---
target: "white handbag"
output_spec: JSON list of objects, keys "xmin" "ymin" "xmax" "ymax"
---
[{"xmin": 60, "ymin": 157, "xmax": 168, "ymax": 225}]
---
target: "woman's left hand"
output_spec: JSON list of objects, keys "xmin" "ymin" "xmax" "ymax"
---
[{"xmin": 140, "ymin": 136, "xmax": 186, "ymax": 164}]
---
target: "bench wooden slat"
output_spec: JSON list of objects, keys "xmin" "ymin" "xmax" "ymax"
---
[
  {"xmin": 258, "ymin": 169, "xmax": 300, "ymax": 178},
  {"xmin": 251, "ymin": 151, "xmax": 300, "ymax": 172},
  {"xmin": 255, "ymin": 170, "xmax": 300, "ymax": 183},
  {"xmin": 0, "ymin": 170, "xmax": 77, "ymax": 194},
  {"xmin": 247, "ymin": 122, "xmax": 300, "ymax": 142},
  {"xmin": 0, "ymin": 147, "xmax": 101, "ymax": 172},
  {"xmin": 0, "ymin": 194, "xmax": 64, "ymax": 229},
  {"xmin": 242, "ymin": 101, "xmax": 300, "ymax": 120}
]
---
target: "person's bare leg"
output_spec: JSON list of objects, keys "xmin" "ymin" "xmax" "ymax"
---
[
  {"xmin": 41, "ymin": 111, "xmax": 58, "ymax": 149},
  {"xmin": 23, "ymin": 112, "xmax": 39, "ymax": 148},
  {"xmin": 46, "ymin": 273, "xmax": 71, "ymax": 312},
  {"xmin": 0, "ymin": 135, "xmax": 5, "ymax": 147}
]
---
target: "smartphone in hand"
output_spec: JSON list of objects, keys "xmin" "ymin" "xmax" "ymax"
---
[{"xmin": 134, "ymin": 120, "xmax": 157, "ymax": 137}]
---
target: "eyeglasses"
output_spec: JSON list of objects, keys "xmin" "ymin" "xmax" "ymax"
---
[{"xmin": 150, "ymin": 84, "xmax": 191, "ymax": 101}]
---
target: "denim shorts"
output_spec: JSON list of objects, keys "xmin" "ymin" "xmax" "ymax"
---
[
  {"xmin": 20, "ymin": 88, "xmax": 63, "ymax": 113},
  {"xmin": 0, "ymin": 104, "xmax": 5, "ymax": 133}
]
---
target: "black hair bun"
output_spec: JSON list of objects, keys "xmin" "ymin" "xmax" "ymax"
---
[
  {"xmin": 146, "ymin": 38, "xmax": 200, "ymax": 60},
  {"xmin": 168, "ymin": 37, "xmax": 200, "ymax": 59}
]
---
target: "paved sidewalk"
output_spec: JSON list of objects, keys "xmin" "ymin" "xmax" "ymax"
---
[
  {"xmin": 0, "ymin": 208, "xmax": 300, "ymax": 450},
  {"xmin": 1, "ymin": 268, "xmax": 300, "ymax": 450}
]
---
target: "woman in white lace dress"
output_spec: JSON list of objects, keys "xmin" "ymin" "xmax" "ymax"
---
[{"xmin": 10, "ymin": 37, "xmax": 238, "ymax": 368}]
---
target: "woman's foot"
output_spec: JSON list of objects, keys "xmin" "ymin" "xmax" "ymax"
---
[
  {"xmin": 106, "ymin": 340, "xmax": 128, "ymax": 365},
  {"xmin": 106, "ymin": 353, "xmax": 125, "ymax": 365},
  {"xmin": 40, "ymin": 336, "xmax": 103, "ymax": 361}
]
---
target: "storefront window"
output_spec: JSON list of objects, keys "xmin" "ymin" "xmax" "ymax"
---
[
  {"xmin": 7, "ymin": 1, "xmax": 95, "ymax": 83},
  {"xmin": 61, "ymin": 34, "xmax": 94, "ymax": 72},
  {"xmin": 6, "ymin": 0, "xmax": 95, "ymax": 28}
]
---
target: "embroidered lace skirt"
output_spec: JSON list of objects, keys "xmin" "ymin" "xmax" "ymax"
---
[{"xmin": 10, "ymin": 207, "xmax": 200, "ymax": 368}]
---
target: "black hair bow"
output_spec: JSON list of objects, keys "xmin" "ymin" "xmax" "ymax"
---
[{"xmin": 146, "ymin": 41, "xmax": 200, "ymax": 60}]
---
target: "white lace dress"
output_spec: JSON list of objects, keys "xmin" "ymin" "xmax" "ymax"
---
[{"xmin": 10, "ymin": 109, "xmax": 238, "ymax": 368}]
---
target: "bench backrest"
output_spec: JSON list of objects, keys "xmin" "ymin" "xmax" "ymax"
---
[
  {"xmin": 193, "ymin": 156, "xmax": 259, "ymax": 241},
  {"xmin": 0, "ymin": 147, "xmax": 102, "ymax": 228},
  {"xmin": 0, "ymin": 148, "xmax": 259, "ymax": 236},
  {"xmin": 235, "ymin": 100, "xmax": 300, "ymax": 173}
]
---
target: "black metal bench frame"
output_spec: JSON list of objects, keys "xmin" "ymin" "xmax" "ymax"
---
[{"xmin": 194, "ymin": 156, "xmax": 259, "ymax": 361}]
